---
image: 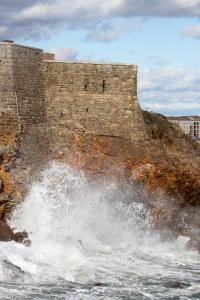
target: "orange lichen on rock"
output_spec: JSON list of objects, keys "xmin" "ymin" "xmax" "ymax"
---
[
  {"xmin": 0, "ymin": 111, "xmax": 199, "ymax": 244},
  {"xmin": 0, "ymin": 168, "xmax": 14, "ymax": 195},
  {"xmin": 0, "ymin": 133, "xmax": 19, "ymax": 219},
  {"xmin": 56, "ymin": 112, "xmax": 200, "ymax": 208},
  {"xmin": 0, "ymin": 133, "xmax": 16, "ymax": 146}
]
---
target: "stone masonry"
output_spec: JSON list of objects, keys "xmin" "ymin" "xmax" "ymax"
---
[{"xmin": 0, "ymin": 41, "xmax": 147, "ymax": 142}]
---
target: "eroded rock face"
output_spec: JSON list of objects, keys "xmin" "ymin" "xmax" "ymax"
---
[
  {"xmin": 0, "ymin": 221, "xmax": 15, "ymax": 241},
  {"xmin": 0, "ymin": 221, "xmax": 29, "ymax": 244},
  {"xmin": 0, "ymin": 135, "xmax": 25, "ymax": 243},
  {"xmin": 46, "ymin": 113, "xmax": 200, "ymax": 243},
  {"xmin": 0, "ymin": 136, "xmax": 20, "ymax": 218},
  {"xmin": 0, "ymin": 176, "xmax": 3, "ymax": 192},
  {"xmin": 0, "ymin": 112, "xmax": 200, "ymax": 250}
]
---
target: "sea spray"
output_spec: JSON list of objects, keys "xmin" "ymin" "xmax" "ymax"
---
[{"xmin": 0, "ymin": 162, "xmax": 199, "ymax": 299}]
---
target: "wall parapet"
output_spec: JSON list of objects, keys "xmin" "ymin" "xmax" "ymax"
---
[{"xmin": 43, "ymin": 60, "xmax": 137, "ymax": 67}]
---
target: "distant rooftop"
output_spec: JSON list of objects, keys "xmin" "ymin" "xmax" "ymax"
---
[{"xmin": 168, "ymin": 116, "xmax": 200, "ymax": 121}]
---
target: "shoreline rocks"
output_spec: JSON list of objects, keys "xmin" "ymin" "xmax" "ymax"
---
[
  {"xmin": 0, "ymin": 221, "xmax": 30, "ymax": 245},
  {"xmin": 0, "ymin": 112, "xmax": 200, "ymax": 251}
]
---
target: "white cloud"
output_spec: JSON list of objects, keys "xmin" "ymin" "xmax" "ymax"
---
[
  {"xmin": 86, "ymin": 29, "xmax": 123, "ymax": 43},
  {"xmin": 101, "ymin": 0, "xmax": 123, "ymax": 14},
  {"xmin": 85, "ymin": 20, "xmax": 132, "ymax": 43},
  {"xmin": 49, "ymin": 47, "xmax": 79, "ymax": 60},
  {"xmin": 138, "ymin": 67, "xmax": 200, "ymax": 114},
  {"xmin": 1, "ymin": 0, "xmax": 200, "ymax": 40},
  {"xmin": 146, "ymin": 56, "xmax": 171, "ymax": 67},
  {"xmin": 149, "ymin": 102, "xmax": 200, "ymax": 111},
  {"xmin": 182, "ymin": 23, "xmax": 200, "ymax": 38}
]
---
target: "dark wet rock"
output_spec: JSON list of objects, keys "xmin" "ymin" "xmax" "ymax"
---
[
  {"xmin": 2, "ymin": 260, "xmax": 26, "ymax": 280},
  {"xmin": 3, "ymin": 259, "xmax": 25, "ymax": 274},
  {"xmin": 13, "ymin": 149, "xmax": 21, "ymax": 159},
  {"xmin": 0, "ymin": 221, "xmax": 15, "ymax": 241},
  {"xmin": 4, "ymin": 162, "xmax": 13, "ymax": 172},
  {"xmin": 0, "ymin": 205, "xmax": 6, "ymax": 220},
  {"xmin": 0, "ymin": 193, "xmax": 9, "ymax": 204},
  {"xmin": 163, "ymin": 281, "xmax": 191, "ymax": 289},
  {"xmin": 0, "ymin": 220, "xmax": 30, "ymax": 245},
  {"xmin": 14, "ymin": 231, "xmax": 31, "ymax": 246},
  {"xmin": 94, "ymin": 282, "xmax": 104, "ymax": 287},
  {"xmin": 22, "ymin": 238, "xmax": 31, "ymax": 246},
  {"xmin": 0, "ymin": 176, "xmax": 3, "ymax": 192}
]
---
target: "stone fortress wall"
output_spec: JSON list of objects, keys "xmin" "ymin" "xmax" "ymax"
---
[
  {"xmin": 0, "ymin": 41, "xmax": 147, "ymax": 142},
  {"xmin": 0, "ymin": 41, "xmax": 18, "ymax": 134}
]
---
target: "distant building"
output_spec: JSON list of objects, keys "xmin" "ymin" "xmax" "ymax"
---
[{"xmin": 168, "ymin": 116, "xmax": 200, "ymax": 140}]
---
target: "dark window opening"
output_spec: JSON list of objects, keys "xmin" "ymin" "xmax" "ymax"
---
[
  {"xmin": 86, "ymin": 108, "xmax": 89, "ymax": 113},
  {"xmin": 84, "ymin": 84, "xmax": 87, "ymax": 92},
  {"xmin": 103, "ymin": 80, "xmax": 106, "ymax": 93}
]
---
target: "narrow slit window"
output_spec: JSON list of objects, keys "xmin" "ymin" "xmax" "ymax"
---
[
  {"xmin": 103, "ymin": 80, "xmax": 106, "ymax": 93},
  {"xmin": 84, "ymin": 84, "xmax": 87, "ymax": 91}
]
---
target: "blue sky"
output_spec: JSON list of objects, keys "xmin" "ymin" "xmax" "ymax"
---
[{"xmin": 1, "ymin": 0, "xmax": 200, "ymax": 115}]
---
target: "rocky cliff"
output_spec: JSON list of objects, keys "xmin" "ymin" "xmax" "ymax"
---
[{"xmin": 0, "ymin": 111, "xmax": 200, "ymax": 249}]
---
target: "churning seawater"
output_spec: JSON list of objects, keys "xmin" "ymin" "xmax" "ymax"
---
[{"xmin": 0, "ymin": 162, "xmax": 199, "ymax": 299}]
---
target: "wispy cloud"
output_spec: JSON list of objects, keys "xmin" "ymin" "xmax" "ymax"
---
[
  {"xmin": 146, "ymin": 56, "xmax": 171, "ymax": 67},
  {"xmin": 138, "ymin": 67, "xmax": 200, "ymax": 115},
  {"xmin": 182, "ymin": 23, "xmax": 200, "ymax": 39},
  {"xmin": 149, "ymin": 102, "xmax": 200, "ymax": 111},
  {"xmin": 49, "ymin": 47, "xmax": 79, "ymax": 60},
  {"xmin": 86, "ymin": 29, "xmax": 123, "ymax": 43},
  {"xmin": 85, "ymin": 20, "xmax": 132, "ymax": 43}
]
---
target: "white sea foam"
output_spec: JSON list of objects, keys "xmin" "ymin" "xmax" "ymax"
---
[{"xmin": 0, "ymin": 162, "xmax": 199, "ymax": 299}]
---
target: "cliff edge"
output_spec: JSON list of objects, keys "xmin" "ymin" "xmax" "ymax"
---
[{"xmin": 0, "ymin": 111, "xmax": 200, "ymax": 249}]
